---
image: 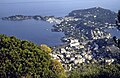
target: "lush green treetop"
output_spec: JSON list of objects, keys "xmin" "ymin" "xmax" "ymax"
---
[
  {"xmin": 40, "ymin": 44, "xmax": 52, "ymax": 54},
  {"xmin": 0, "ymin": 34, "xmax": 66, "ymax": 78}
]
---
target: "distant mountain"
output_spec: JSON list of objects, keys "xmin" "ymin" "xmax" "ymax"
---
[
  {"xmin": 68, "ymin": 7, "xmax": 117, "ymax": 24},
  {"xmin": 52, "ymin": 7, "xmax": 117, "ymax": 40}
]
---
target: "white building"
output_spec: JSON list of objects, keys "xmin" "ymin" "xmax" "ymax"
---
[{"xmin": 69, "ymin": 39, "xmax": 80, "ymax": 48}]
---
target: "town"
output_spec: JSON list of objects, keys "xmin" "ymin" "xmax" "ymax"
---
[
  {"xmin": 50, "ymin": 7, "xmax": 120, "ymax": 71},
  {"xmin": 1, "ymin": 7, "xmax": 120, "ymax": 71}
]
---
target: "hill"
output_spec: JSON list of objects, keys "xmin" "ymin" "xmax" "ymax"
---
[
  {"xmin": 68, "ymin": 7, "xmax": 117, "ymax": 24},
  {"xmin": 0, "ymin": 34, "xmax": 66, "ymax": 78}
]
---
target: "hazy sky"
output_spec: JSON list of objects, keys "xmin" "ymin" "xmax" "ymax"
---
[
  {"xmin": 0, "ymin": 0, "xmax": 119, "ymax": 15},
  {"xmin": 0, "ymin": 0, "xmax": 120, "ymax": 3}
]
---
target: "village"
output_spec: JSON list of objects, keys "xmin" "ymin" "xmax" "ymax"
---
[
  {"xmin": 49, "ymin": 7, "xmax": 120, "ymax": 71},
  {"xmin": 50, "ymin": 34, "xmax": 120, "ymax": 71},
  {"xmin": 1, "ymin": 7, "xmax": 120, "ymax": 71}
]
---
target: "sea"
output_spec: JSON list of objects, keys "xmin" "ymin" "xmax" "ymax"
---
[{"xmin": 0, "ymin": 0, "xmax": 120, "ymax": 46}]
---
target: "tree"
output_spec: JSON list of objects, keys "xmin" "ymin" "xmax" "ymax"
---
[
  {"xmin": 113, "ymin": 36, "xmax": 117, "ymax": 44},
  {"xmin": 118, "ymin": 39, "xmax": 120, "ymax": 48},
  {"xmin": 118, "ymin": 10, "xmax": 120, "ymax": 23},
  {"xmin": 68, "ymin": 70, "xmax": 80, "ymax": 78},
  {"xmin": 116, "ymin": 10, "xmax": 120, "ymax": 28},
  {"xmin": 50, "ymin": 60, "xmax": 67, "ymax": 78},
  {"xmin": 0, "ymin": 34, "xmax": 65, "ymax": 78},
  {"xmin": 40, "ymin": 44, "xmax": 52, "ymax": 53},
  {"xmin": 68, "ymin": 64, "xmax": 120, "ymax": 78}
]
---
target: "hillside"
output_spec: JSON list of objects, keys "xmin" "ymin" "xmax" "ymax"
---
[
  {"xmin": 51, "ymin": 7, "xmax": 120, "ymax": 72},
  {"xmin": 0, "ymin": 34, "xmax": 66, "ymax": 78},
  {"xmin": 0, "ymin": 7, "xmax": 120, "ymax": 78},
  {"xmin": 68, "ymin": 7, "xmax": 117, "ymax": 24}
]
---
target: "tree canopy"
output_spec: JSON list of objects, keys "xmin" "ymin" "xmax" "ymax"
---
[
  {"xmin": 0, "ymin": 34, "xmax": 66, "ymax": 78},
  {"xmin": 68, "ymin": 64, "xmax": 120, "ymax": 78},
  {"xmin": 40, "ymin": 44, "xmax": 52, "ymax": 53},
  {"xmin": 118, "ymin": 10, "xmax": 120, "ymax": 23}
]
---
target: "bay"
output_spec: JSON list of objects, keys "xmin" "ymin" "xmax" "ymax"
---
[
  {"xmin": 0, "ymin": 0, "xmax": 120, "ymax": 46},
  {"xmin": 0, "ymin": 19, "xmax": 64, "ymax": 46}
]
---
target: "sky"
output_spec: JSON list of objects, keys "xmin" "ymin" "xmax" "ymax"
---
[
  {"xmin": 1, "ymin": 0, "xmax": 119, "ymax": 9},
  {"xmin": 0, "ymin": 0, "xmax": 119, "ymax": 14},
  {"xmin": 0, "ymin": 0, "xmax": 120, "ymax": 3}
]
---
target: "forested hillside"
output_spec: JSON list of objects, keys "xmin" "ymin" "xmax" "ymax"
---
[
  {"xmin": 0, "ymin": 8, "xmax": 120, "ymax": 78},
  {"xmin": 0, "ymin": 34, "xmax": 66, "ymax": 78}
]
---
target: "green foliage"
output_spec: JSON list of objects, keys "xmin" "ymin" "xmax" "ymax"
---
[
  {"xmin": 40, "ymin": 44, "xmax": 52, "ymax": 53},
  {"xmin": 0, "ymin": 34, "xmax": 120, "ymax": 78},
  {"xmin": 68, "ymin": 64, "xmax": 120, "ymax": 78},
  {"xmin": 0, "ymin": 34, "xmax": 64, "ymax": 78},
  {"xmin": 50, "ymin": 60, "xmax": 67, "ymax": 78},
  {"xmin": 68, "ymin": 69, "xmax": 80, "ymax": 78}
]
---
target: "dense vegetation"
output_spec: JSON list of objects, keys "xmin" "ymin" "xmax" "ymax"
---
[
  {"xmin": 0, "ymin": 34, "xmax": 66, "ymax": 78},
  {"xmin": 0, "ymin": 34, "xmax": 120, "ymax": 78},
  {"xmin": 68, "ymin": 7, "xmax": 117, "ymax": 24},
  {"xmin": 117, "ymin": 10, "xmax": 120, "ymax": 23},
  {"xmin": 68, "ymin": 64, "xmax": 120, "ymax": 78},
  {"xmin": 0, "ymin": 9, "xmax": 120, "ymax": 78},
  {"xmin": 68, "ymin": 10, "xmax": 120, "ymax": 78}
]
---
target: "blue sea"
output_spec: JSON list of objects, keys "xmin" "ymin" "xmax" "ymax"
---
[{"xmin": 0, "ymin": 0, "xmax": 120, "ymax": 46}]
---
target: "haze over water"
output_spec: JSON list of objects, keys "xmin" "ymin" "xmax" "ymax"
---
[
  {"xmin": 0, "ymin": 0, "xmax": 120, "ymax": 46},
  {"xmin": 0, "ymin": 0, "xmax": 120, "ymax": 17}
]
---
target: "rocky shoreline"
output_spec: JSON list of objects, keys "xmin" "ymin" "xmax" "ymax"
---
[
  {"xmin": 1, "ymin": 7, "xmax": 120, "ymax": 71},
  {"xmin": 50, "ymin": 7, "xmax": 120, "ymax": 71},
  {"xmin": 1, "ymin": 15, "xmax": 63, "ymax": 24}
]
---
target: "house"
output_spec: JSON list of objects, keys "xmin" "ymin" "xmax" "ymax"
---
[
  {"xmin": 69, "ymin": 39, "xmax": 80, "ymax": 48},
  {"xmin": 60, "ymin": 48, "xmax": 66, "ymax": 53},
  {"xmin": 105, "ymin": 59, "xmax": 114, "ymax": 65}
]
